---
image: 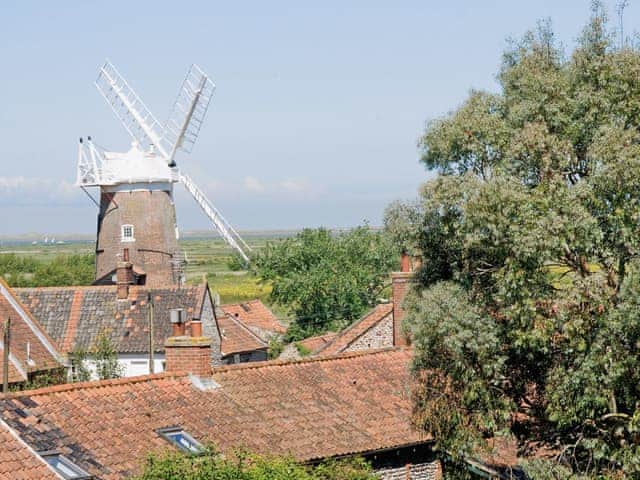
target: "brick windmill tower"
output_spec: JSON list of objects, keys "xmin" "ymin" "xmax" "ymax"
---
[{"xmin": 77, "ymin": 61, "xmax": 250, "ymax": 287}]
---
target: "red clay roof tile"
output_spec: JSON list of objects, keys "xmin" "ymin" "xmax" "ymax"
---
[
  {"xmin": 221, "ymin": 300, "xmax": 286, "ymax": 338},
  {"xmin": 0, "ymin": 419, "xmax": 59, "ymax": 479},
  {"xmin": 218, "ymin": 311, "xmax": 268, "ymax": 356},
  {"xmin": 0, "ymin": 348, "xmax": 426, "ymax": 479}
]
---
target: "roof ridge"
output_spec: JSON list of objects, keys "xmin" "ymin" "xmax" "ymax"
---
[
  {"xmin": 14, "ymin": 285, "xmax": 202, "ymax": 292},
  {"xmin": 212, "ymin": 346, "xmax": 406, "ymax": 374},
  {"xmin": 1, "ymin": 349, "xmax": 410, "ymax": 396},
  {"xmin": 14, "ymin": 285, "xmax": 117, "ymax": 291},
  {"xmin": 2, "ymin": 371, "xmax": 188, "ymax": 398},
  {"xmin": 315, "ymin": 303, "xmax": 393, "ymax": 354}
]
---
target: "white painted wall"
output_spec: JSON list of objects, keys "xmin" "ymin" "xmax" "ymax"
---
[{"xmin": 76, "ymin": 353, "xmax": 166, "ymax": 380}]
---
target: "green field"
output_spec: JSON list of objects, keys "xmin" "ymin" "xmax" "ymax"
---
[
  {"xmin": 0, "ymin": 233, "xmax": 292, "ymax": 305},
  {"xmin": 181, "ymin": 237, "xmax": 273, "ymax": 303}
]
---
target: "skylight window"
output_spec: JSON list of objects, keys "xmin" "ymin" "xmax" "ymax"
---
[
  {"xmin": 39, "ymin": 451, "xmax": 91, "ymax": 479},
  {"xmin": 157, "ymin": 427, "xmax": 203, "ymax": 453}
]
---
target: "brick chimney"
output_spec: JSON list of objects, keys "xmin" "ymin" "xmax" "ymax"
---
[
  {"xmin": 116, "ymin": 248, "xmax": 134, "ymax": 300},
  {"xmin": 164, "ymin": 314, "xmax": 212, "ymax": 377},
  {"xmin": 391, "ymin": 252, "xmax": 412, "ymax": 346}
]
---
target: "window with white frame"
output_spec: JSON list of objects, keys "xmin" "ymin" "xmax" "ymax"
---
[
  {"xmin": 157, "ymin": 427, "xmax": 204, "ymax": 454},
  {"xmin": 39, "ymin": 451, "xmax": 92, "ymax": 479},
  {"xmin": 121, "ymin": 224, "xmax": 135, "ymax": 242}
]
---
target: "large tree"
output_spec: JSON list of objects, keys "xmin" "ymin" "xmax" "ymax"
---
[
  {"xmin": 253, "ymin": 226, "xmax": 396, "ymax": 340},
  {"xmin": 386, "ymin": 5, "xmax": 640, "ymax": 478}
]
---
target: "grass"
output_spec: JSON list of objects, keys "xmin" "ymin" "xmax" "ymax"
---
[{"xmin": 0, "ymin": 234, "xmax": 290, "ymax": 305}]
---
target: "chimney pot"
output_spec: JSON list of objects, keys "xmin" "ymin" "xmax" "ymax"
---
[
  {"xmin": 191, "ymin": 320, "xmax": 203, "ymax": 337},
  {"xmin": 400, "ymin": 251, "xmax": 411, "ymax": 273},
  {"xmin": 170, "ymin": 308, "xmax": 186, "ymax": 336}
]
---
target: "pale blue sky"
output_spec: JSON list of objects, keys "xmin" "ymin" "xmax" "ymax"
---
[{"xmin": 0, "ymin": 1, "xmax": 637, "ymax": 235}]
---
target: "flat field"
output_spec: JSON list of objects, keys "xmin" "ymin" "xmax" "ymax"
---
[{"xmin": 0, "ymin": 232, "xmax": 292, "ymax": 305}]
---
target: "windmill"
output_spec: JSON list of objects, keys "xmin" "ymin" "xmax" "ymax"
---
[{"xmin": 77, "ymin": 60, "xmax": 250, "ymax": 287}]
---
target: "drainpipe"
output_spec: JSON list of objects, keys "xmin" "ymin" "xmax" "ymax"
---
[{"xmin": 148, "ymin": 292, "xmax": 155, "ymax": 374}]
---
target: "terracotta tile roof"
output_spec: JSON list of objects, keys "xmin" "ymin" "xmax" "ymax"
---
[
  {"xmin": 221, "ymin": 300, "xmax": 286, "ymax": 339},
  {"xmin": 0, "ymin": 418, "xmax": 59, "ymax": 479},
  {"xmin": 316, "ymin": 303, "xmax": 393, "ymax": 356},
  {"xmin": 15, "ymin": 284, "xmax": 209, "ymax": 354},
  {"xmin": 0, "ymin": 348, "xmax": 426, "ymax": 479},
  {"xmin": 0, "ymin": 279, "xmax": 65, "ymax": 384},
  {"xmin": 217, "ymin": 310, "xmax": 268, "ymax": 356},
  {"xmin": 298, "ymin": 332, "xmax": 338, "ymax": 353}
]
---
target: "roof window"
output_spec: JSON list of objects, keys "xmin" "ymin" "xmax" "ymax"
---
[
  {"xmin": 157, "ymin": 427, "xmax": 203, "ymax": 453},
  {"xmin": 39, "ymin": 451, "xmax": 92, "ymax": 479}
]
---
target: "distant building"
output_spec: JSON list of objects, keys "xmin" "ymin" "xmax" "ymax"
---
[
  {"xmin": 15, "ymin": 280, "xmax": 220, "ymax": 378},
  {"xmin": 216, "ymin": 308, "xmax": 269, "ymax": 364},
  {"xmin": 220, "ymin": 299, "xmax": 286, "ymax": 342},
  {"xmin": 280, "ymin": 259, "xmax": 412, "ymax": 360},
  {"xmin": 14, "ymin": 262, "xmax": 279, "ymax": 377}
]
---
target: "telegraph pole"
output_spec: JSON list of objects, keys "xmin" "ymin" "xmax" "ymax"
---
[{"xmin": 2, "ymin": 317, "xmax": 11, "ymax": 394}]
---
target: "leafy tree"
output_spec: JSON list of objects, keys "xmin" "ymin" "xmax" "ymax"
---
[
  {"xmin": 133, "ymin": 447, "xmax": 376, "ymax": 480},
  {"xmin": 92, "ymin": 329, "xmax": 123, "ymax": 380},
  {"xmin": 386, "ymin": 4, "xmax": 640, "ymax": 477},
  {"xmin": 69, "ymin": 347, "xmax": 92, "ymax": 383},
  {"xmin": 0, "ymin": 253, "xmax": 94, "ymax": 287},
  {"xmin": 253, "ymin": 226, "xmax": 396, "ymax": 340}
]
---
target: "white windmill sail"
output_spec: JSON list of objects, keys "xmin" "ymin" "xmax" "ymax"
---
[
  {"xmin": 180, "ymin": 173, "xmax": 251, "ymax": 263},
  {"xmin": 95, "ymin": 60, "xmax": 169, "ymax": 159},
  {"xmin": 161, "ymin": 64, "xmax": 216, "ymax": 164}
]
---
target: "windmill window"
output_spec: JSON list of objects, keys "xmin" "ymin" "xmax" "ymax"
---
[
  {"xmin": 121, "ymin": 225, "xmax": 135, "ymax": 242},
  {"xmin": 157, "ymin": 427, "xmax": 203, "ymax": 453},
  {"xmin": 39, "ymin": 451, "xmax": 92, "ymax": 479}
]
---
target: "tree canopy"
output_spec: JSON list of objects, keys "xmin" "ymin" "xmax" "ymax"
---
[
  {"xmin": 0, "ymin": 253, "xmax": 94, "ymax": 287},
  {"xmin": 386, "ymin": 5, "xmax": 640, "ymax": 478},
  {"xmin": 253, "ymin": 226, "xmax": 396, "ymax": 340}
]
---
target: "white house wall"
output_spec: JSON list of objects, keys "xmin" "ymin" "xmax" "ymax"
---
[{"xmin": 78, "ymin": 353, "xmax": 167, "ymax": 380}]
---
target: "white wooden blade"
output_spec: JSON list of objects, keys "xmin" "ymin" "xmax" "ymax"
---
[
  {"xmin": 95, "ymin": 60, "xmax": 169, "ymax": 159},
  {"xmin": 180, "ymin": 172, "xmax": 250, "ymax": 263},
  {"xmin": 162, "ymin": 64, "xmax": 216, "ymax": 163}
]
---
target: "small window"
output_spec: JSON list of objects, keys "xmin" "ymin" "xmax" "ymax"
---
[
  {"xmin": 39, "ymin": 452, "xmax": 92, "ymax": 479},
  {"xmin": 121, "ymin": 224, "xmax": 135, "ymax": 242},
  {"xmin": 157, "ymin": 427, "xmax": 203, "ymax": 453}
]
